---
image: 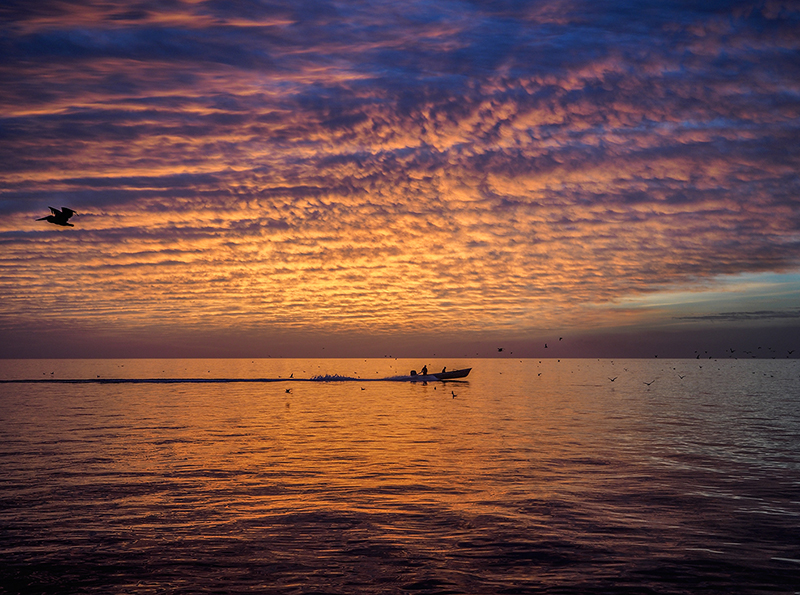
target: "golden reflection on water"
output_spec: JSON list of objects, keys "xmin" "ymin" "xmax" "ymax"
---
[{"xmin": 2, "ymin": 358, "xmax": 799, "ymax": 593}]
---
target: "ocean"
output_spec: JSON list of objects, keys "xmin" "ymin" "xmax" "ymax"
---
[{"xmin": 1, "ymin": 358, "xmax": 798, "ymax": 594}]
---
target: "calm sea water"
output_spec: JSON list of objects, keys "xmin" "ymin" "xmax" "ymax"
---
[{"xmin": 1, "ymin": 358, "xmax": 799, "ymax": 594}]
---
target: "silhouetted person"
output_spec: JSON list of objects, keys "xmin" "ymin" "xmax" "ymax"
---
[
  {"xmin": 421, "ymin": 365, "xmax": 428, "ymax": 375},
  {"xmin": 37, "ymin": 206, "xmax": 77, "ymax": 227},
  {"xmin": 441, "ymin": 367, "xmax": 446, "ymax": 373}
]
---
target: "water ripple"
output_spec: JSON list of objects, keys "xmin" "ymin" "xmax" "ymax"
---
[{"xmin": 1, "ymin": 358, "xmax": 799, "ymax": 593}]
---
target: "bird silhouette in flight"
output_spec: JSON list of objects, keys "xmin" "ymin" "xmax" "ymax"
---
[{"xmin": 37, "ymin": 207, "xmax": 77, "ymax": 227}]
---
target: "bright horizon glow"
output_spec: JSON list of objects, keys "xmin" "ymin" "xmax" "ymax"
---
[{"xmin": 611, "ymin": 272, "xmax": 800, "ymax": 312}]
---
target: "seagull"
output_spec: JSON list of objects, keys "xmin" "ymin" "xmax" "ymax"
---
[
  {"xmin": 643, "ymin": 379, "xmax": 656, "ymax": 386},
  {"xmin": 37, "ymin": 206, "xmax": 77, "ymax": 227},
  {"xmin": 608, "ymin": 377, "xmax": 618, "ymax": 382}
]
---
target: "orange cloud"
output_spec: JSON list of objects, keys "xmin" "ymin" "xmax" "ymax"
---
[{"xmin": 1, "ymin": 0, "xmax": 799, "ymax": 355}]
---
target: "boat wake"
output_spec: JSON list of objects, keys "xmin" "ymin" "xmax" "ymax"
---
[{"xmin": 1, "ymin": 374, "xmax": 461, "ymax": 384}]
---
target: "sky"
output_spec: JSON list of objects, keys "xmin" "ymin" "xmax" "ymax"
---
[{"xmin": 1, "ymin": 0, "xmax": 799, "ymax": 358}]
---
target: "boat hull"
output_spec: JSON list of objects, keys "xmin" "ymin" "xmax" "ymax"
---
[{"xmin": 431, "ymin": 368, "xmax": 471, "ymax": 380}]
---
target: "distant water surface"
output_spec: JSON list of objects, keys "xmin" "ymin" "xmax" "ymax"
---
[{"xmin": 1, "ymin": 358, "xmax": 799, "ymax": 594}]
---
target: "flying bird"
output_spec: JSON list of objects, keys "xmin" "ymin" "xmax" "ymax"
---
[
  {"xmin": 37, "ymin": 206, "xmax": 77, "ymax": 227},
  {"xmin": 608, "ymin": 377, "xmax": 618, "ymax": 382}
]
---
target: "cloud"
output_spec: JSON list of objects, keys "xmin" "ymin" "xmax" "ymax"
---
[
  {"xmin": 1, "ymin": 0, "xmax": 799, "ymax": 352},
  {"xmin": 676, "ymin": 310, "xmax": 800, "ymax": 322}
]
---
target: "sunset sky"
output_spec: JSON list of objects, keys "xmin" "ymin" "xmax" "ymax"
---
[{"xmin": 1, "ymin": 0, "xmax": 799, "ymax": 358}]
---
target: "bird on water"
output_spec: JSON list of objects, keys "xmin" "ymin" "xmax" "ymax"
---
[{"xmin": 37, "ymin": 207, "xmax": 77, "ymax": 227}]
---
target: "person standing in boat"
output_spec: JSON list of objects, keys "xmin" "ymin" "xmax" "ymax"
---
[{"xmin": 421, "ymin": 365, "xmax": 428, "ymax": 376}]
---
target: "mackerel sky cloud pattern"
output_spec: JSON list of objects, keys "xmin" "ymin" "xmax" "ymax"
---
[{"xmin": 1, "ymin": 0, "xmax": 799, "ymax": 356}]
